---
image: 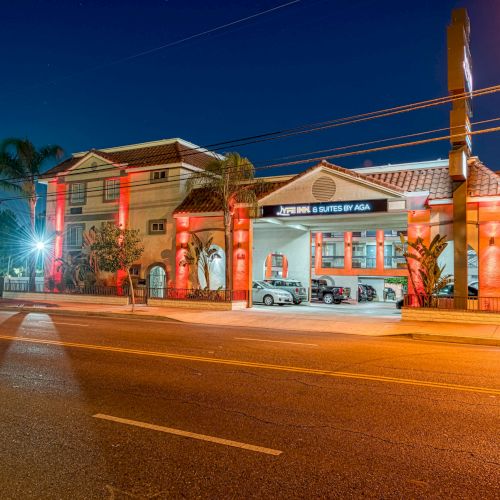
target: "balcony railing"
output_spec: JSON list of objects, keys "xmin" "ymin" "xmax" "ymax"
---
[
  {"xmin": 321, "ymin": 256, "xmax": 345, "ymax": 269},
  {"xmin": 404, "ymin": 294, "xmax": 500, "ymax": 313},
  {"xmin": 384, "ymin": 256, "xmax": 407, "ymax": 269},
  {"xmin": 352, "ymin": 256, "xmax": 376, "ymax": 269},
  {"xmin": 148, "ymin": 288, "xmax": 248, "ymax": 302}
]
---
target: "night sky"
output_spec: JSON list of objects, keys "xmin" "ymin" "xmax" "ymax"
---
[{"xmin": 1, "ymin": 0, "xmax": 499, "ymax": 195}]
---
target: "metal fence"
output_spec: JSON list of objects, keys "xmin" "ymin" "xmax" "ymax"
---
[
  {"xmin": 404, "ymin": 294, "xmax": 500, "ymax": 313},
  {"xmin": 148, "ymin": 287, "xmax": 248, "ymax": 302},
  {"xmin": 3, "ymin": 281, "xmax": 124, "ymax": 296}
]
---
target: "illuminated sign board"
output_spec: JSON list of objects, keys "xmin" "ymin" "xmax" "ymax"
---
[{"xmin": 262, "ymin": 199, "xmax": 388, "ymax": 218}]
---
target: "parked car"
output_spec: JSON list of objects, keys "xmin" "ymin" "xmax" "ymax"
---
[
  {"xmin": 357, "ymin": 284, "xmax": 368, "ymax": 302},
  {"xmin": 264, "ymin": 279, "xmax": 308, "ymax": 304},
  {"xmin": 362, "ymin": 284, "xmax": 377, "ymax": 301},
  {"xmin": 252, "ymin": 281, "xmax": 293, "ymax": 306},
  {"xmin": 468, "ymin": 281, "xmax": 478, "ymax": 290},
  {"xmin": 311, "ymin": 279, "xmax": 350, "ymax": 305},
  {"xmin": 437, "ymin": 284, "xmax": 478, "ymax": 298},
  {"xmin": 384, "ymin": 287, "xmax": 396, "ymax": 301}
]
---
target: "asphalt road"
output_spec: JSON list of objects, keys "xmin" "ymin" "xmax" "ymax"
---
[{"xmin": 0, "ymin": 310, "xmax": 498, "ymax": 499}]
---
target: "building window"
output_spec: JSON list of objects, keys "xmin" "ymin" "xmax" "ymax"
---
[
  {"xmin": 104, "ymin": 178, "xmax": 120, "ymax": 201},
  {"xmin": 150, "ymin": 169, "xmax": 168, "ymax": 183},
  {"xmin": 67, "ymin": 224, "xmax": 84, "ymax": 247},
  {"xmin": 149, "ymin": 219, "xmax": 166, "ymax": 234},
  {"xmin": 69, "ymin": 183, "xmax": 85, "ymax": 205},
  {"xmin": 129, "ymin": 265, "xmax": 141, "ymax": 277}
]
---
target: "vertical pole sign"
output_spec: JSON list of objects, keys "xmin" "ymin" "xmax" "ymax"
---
[{"xmin": 447, "ymin": 8, "xmax": 472, "ymax": 302}]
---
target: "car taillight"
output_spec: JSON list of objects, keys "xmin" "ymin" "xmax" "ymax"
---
[
  {"xmin": 338, "ymin": 287, "xmax": 343, "ymax": 294},
  {"xmin": 295, "ymin": 288, "xmax": 299, "ymax": 292}
]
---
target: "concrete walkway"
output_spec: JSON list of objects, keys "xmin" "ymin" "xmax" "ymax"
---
[{"xmin": 0, "ymin": 298, "xmax": 499, "ymax": 346}]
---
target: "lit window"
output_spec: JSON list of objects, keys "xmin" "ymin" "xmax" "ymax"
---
[
  {"xmin": 150, "ymin": 170, "xmax": 168, "ymax": 183},
  {"xmin": 69, "ymin": 183, "xmax": 85, "ymax": 204},
  {"xmin": 67, "ymin": 225, "xmax": 84, "ymax": 247},
  {"xmin": 104, "ymin": 178, "xmax": 120, "ymax": 201},
  {"xmin": 149, "ymin": 220, "xmax": 166, "ymax": 234}
]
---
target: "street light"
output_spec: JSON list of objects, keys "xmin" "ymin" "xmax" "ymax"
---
[{"xmin": 35, "ymin": 241, "xmax": 45, "ymax": 251}]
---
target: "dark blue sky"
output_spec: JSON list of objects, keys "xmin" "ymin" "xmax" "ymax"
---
[{"xmin": 1, "ymin": 0, "xmax": 499, "ymax": 181}]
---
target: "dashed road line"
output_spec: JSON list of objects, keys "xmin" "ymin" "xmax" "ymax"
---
[
  {"xmin": 234, "ymin": 337, "xmax": 318, "ymax": 347},
  {"xmin": 93, "ymin": 413, "xmax": 282, "ymax": 456}
]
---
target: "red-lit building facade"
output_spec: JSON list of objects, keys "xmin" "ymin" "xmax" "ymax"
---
[{"xmin": 41, "ymin": 139, "xmax": 500, "ymax": 303}]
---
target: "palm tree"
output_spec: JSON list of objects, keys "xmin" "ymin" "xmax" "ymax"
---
[
  {"xmin": 400, "ymin": 233, "xmax": 451, "ymax": 306},
  {"xmin": 0, "ymin": 138, "xmax": 63, "ymax": 290},
  {"xmin": 180, "ymin": 233, "xmax": 221, "ymax": 290},
  {"xmin": 186, "ymin": 152, "xmax": 259, "ymax": 291}
]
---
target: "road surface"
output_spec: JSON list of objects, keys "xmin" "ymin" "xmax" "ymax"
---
[{"xmin": 0, "ymin": 310, "xmax": 498, "ymax": 499}]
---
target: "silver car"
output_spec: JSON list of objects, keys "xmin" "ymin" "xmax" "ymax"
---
[{"xmin": 252, "ymin": 281, "xmax": 293, "ymax": 306}]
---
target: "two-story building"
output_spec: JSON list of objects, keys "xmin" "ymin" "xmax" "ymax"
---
[{"xmin": 41, "ymin": 138, "xmax": 500, "ymax": 303}]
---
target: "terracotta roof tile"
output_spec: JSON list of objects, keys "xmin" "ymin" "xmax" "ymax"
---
[
  {"xmin": 173, "ymin": 181, "xmax": 287, "ymax": 215},
  {"xmin": 365, "ymin": 158, "xmax": 500, "ymax": 199},
  {"xmin": 42, "ymin": 140, "xmax": 216, "ymax": 177}
]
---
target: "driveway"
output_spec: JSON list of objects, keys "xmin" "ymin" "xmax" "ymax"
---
[{"xmin": 252, "ymin": 300, "xmax": 400, "ymax": 318}]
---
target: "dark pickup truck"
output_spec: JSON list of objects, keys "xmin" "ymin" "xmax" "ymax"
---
[{"xmin": 311, "ymin": 279, "xmax": 351, "ymax": 305}]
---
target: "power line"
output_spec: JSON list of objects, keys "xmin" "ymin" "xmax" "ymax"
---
[
  {"xmin": 2, "ymin": 1, "xmax": 302, "ymax": 97},
  {"xmin": 1, "ymin": 122, "xmax": 498, "ymax": 207},
  {"xmin": 1, "ymin": 84, "xmax": 497, "ymax": 187}
]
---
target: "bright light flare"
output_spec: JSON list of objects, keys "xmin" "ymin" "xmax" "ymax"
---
[{"xmin": 35, "ymin": 241, "xmax": 45, "ymax": 251}]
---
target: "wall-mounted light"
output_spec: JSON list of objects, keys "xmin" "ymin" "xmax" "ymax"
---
[
  {"xmin": 317, "ymin": 242, "xmax": 321, "ymax": 248},
  {"xmin": 489, "ymin": 236, "xmax": 495, "ymax": 247},
  {"xmin": 378, "ymin": 241, "xmax": 383, "ymax": 247},
  {"xmin": 237, "ymin": 242, "xmax": 242, "ymax": 249},
  {"xmin": 180, "ymin": 242, "xmax": 188, "ymax": 249},
  {"xmin": 346, "ymin": 242, "xmax": 351, "ymax": 248}
]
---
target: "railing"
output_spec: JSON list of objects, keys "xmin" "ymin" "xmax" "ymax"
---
[
  {"xmin": 404, "ymin": 294, "xmax": 500, "ymax": 313},
  {"xmin": 384, "ymin": 256, "xmax": 407, "ymax": 269},
  {"xmin": 149, "ymin": 287, "xmax": 248, "ymax": 302},
  {"xmin": 352, "ymin": 257, "xmax": 376, "ymax": 269},
  {"xmin": 321, "ymin": 256, "xmax": 344, "ymax": 269},
  {"xmin": 3, "ymin": 281, "xmax": 123, "ymax": 296}
]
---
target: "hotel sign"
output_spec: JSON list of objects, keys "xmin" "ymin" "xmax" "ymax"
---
[{"xmin": 262, "ymin": 199, "xmax": 388, "ymax": 218}]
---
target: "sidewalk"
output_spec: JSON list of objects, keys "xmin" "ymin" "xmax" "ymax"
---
[{"xmin": 0, "ymin": 298, "xmax": 499, "ymax": 346}]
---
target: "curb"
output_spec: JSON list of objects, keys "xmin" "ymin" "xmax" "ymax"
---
[
  {"xmin": 0, "ymin": 306, "xmax": 183, "ymax": 324},
  {"xmin": 394, "ymin": 333, "xmax": 500, "ymax": 347}
]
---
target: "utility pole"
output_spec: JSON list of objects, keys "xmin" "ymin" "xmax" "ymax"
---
[{"xmin": 447, "ymin": 8, "xmax": 472, "ymax": 303}]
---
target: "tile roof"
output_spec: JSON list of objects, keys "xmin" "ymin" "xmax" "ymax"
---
[
  {"xmin": 174, "ymin": 181, "xmax": 287, "ymax": 214},
  {"xmin": 174, "ymin": 158, "xmax": 500, "ymax": 214},
  {"xmin": 365, "ymin": 158, "xmax": 500, "ymax": 199},
  {"xmin": 42, "ymin": 140, "xmax": 216, "ymax": 177}
]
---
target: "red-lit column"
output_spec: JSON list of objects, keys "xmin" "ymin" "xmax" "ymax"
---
[
  {"xmin": 175, "ymin": 216, "xmax": 190, "ymax": 291},
  {"xmin": 51, "ymin": 180, "xmax": 66, "ymax": 285},
  {"xmin": 232, "ymin": 208, "xmax": 250, "ymax": 299},
  {"xmin": 265, "ymin": 254, "xmax": 272, "ymax": 278},
  {"xmin": 344, "ymin": 232, "xmax": 352, "ymax": 271},
  {"xmin": 282, "ymin": 255, "xmax": 288, "ymax": 278},
  {"xmin": 376, "ymin": 229, "xmax": 385, "ymax": 272},
  {"xmin": 478, "ymin": 202, "xmax": 500, "ymax": 304},
  {"xmin": 314, "ymin": 232, "xmax": 323, "ymax": 273},
  {"xmin": 407, "ymin": 210, "xmax": 431, "ymax": 296},
  {"xmin": 116, "ymin": 172, "xmax": 130, "ymax": 288}
]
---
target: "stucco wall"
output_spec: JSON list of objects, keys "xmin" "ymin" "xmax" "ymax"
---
[
  {"xmin": 253, "ymin": 226, "xmax": 311, "ymax": 291},
  {"xmin": 2, "ymin": 291, "xmax": 128, "ymax": 305}
]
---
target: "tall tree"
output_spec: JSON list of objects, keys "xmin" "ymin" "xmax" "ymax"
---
[
  {"xmin": 0, "ymin": 138, "xmax": 63, "ymax": 290},
  {"xmin": 186, "ymin": 152, "xmax": 259, "ymax": 291},
  {"xmin": 90, "ymin": 224, "xmax": 144, "ymax": 311}
]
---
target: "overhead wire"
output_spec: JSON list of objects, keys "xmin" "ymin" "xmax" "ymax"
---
[
  {"xmin": 1, "ymin": 121, "xmax": 499, "ymax": 208},
  {"xmin": 0, "ymin": 84, "xmax": 497, "ymax": 186}
]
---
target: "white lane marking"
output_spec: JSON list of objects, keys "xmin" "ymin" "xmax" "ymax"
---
[
  {"xmin": 235, "ymin": 337, "xmax": 318, "ymax": 347},
  {"xmin": 38, "ymin": 320, "xmax": 89, "ymax": 327},
  {"xmin": 93, "ymin": 413, "xmax": 282, "ymax": 456}
]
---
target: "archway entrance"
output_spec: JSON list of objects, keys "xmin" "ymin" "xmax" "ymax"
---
[{"xmin": 148, "ymin": 265, "xmax": 166, "ymax": 298}]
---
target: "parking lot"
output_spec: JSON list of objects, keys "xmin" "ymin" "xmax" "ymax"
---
[{"xmin": 252, "ymin": 300, "xmax": 400, "ymax": 318}]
